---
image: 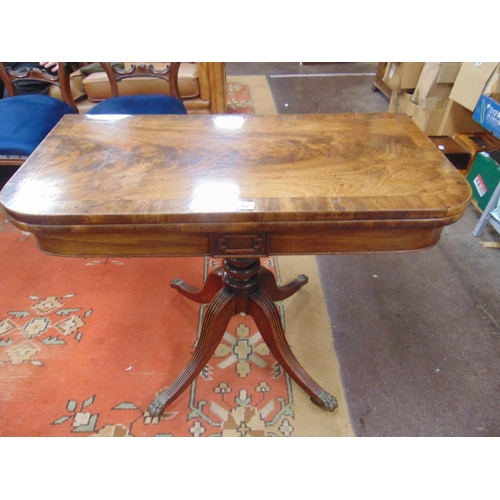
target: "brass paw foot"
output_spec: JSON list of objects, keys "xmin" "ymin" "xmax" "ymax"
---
[
  {"xmin": 297, "ymin": 274, "xmax": 309, "ymax": 284},
  {"xmin": 170, "ymin": 278, "xmax": 183, "ymax": 289},
  {"xmin": 311, "ymin": 390, "xmax": 338, "ymax": 412},
  {"xmin": 147, "ymin": 395, "xmax": 169, "ymax": 418}
]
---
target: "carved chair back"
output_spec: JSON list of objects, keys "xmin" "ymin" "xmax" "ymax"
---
[
  {"xmin": 0, "ymin": 62, "xmax": 78, "ymax": 112},
  {"xmin": 99, "ymin": 62, "xmax": 182, "ymax": 100}
]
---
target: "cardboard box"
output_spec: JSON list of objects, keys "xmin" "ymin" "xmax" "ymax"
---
[
  {"xmin": 417, "ymin": 96, "xmax": 450, "ymax": 110},
  {"xmin": 412, "ymin": 105, "xmax": 446, "ymax": 135},
  {"xmin": 412, "ymin": 62, "xmax": 460, "ymax": 109},
  {"xmin": 449, "ymin": 62, "xmax": 499, "ymax": 112},
  {"xmin": 466, "ymin": 151, "xmax": 500, "ymax": 211},
  {"xmin": 473, "ymin": 94, "xmax": 500, "ymax": 140},
  {"xmin": 388, "ymin": 91, "xmax": 399, "ymax": 113},
  {"xmin": 483, "ymin": 66, "xmax": 500, "ymax": 96},
  {"xmin": 389, "ymin": 91, "xmax": 416, "ymax": 116},
  {"xmin": 437, "ymin": 99, "xmax": 486, "ymax": 136},
  {"xmin": 383, "ymin": 62, "xmax": 424, "ymax": 91},
  {"xmin": 400, "ymin": 92, "xmax": 417, "ymax": 117},
  {"xmin": 436, "ymin": 63, "xmax": 462, "ymax": 84}
]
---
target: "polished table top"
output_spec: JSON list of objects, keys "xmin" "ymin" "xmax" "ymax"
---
[
  {"xmin": 0, "ymin": 113, "xmax": 474, "ymax": 414},
  {"xmin": 0, "ymin": 113, "xmax": 472, "ymax": 257}
]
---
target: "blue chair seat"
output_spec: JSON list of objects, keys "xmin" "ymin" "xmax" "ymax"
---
[
  {"xmin": 0, "ymin": 94, "xmax": 75, "ymax": 156},
  {"xmin": 87, "ymin": 94, "xmax": 188, "ymax": 115}
]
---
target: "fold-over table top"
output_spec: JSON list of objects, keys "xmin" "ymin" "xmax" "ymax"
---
[{"xmin": 1, "ymin": 113, "xmax": 471, "ymax": 230}]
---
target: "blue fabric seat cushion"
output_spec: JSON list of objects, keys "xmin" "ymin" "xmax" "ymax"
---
[
  {"xmin": 0, "ymin": 94, "xmax": 75, "ymax": 156},
  {"xmin": 87, "ymin": 94, "xmax": 188, "ymax": 115}
]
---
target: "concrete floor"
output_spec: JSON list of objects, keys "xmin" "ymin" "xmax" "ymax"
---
[
  {"xmin": 227, "ymin": 62, "xmax": 500, "ymax": 436},
  {"xmin": 227, "ymin": 62, "xmax": 388, "ymax": 114}
]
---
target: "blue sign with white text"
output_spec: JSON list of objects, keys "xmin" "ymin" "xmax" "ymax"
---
[{"xmin": 473, "ymin": 94, "xmax": 500, "ymax": 139}]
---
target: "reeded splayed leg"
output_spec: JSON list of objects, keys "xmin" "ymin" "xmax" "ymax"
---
[
  {"xmin": 149, "ymin": 256, "xmax": 338, "ymax": 417},
  {"xmin": 248, "ymin": 289, "xmax": 338, "ymax": 412},
  {"xmin": 171, "ymin": 266, "xmax": 224, "ymax": 304},
  {"xmin": 257, "ymin": 267, "xmax": 309, "ymax": 301},
  {"xmin": 147, "ymin": 288, "xmax": 235, "ymax": 418}
]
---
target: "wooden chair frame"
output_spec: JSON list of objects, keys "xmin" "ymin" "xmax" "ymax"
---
[
  {"xmin": 99, "ymin": 62, "xmax": 182, "ymax": 100},
  {"xmin": 0, "ymin": 62, "xmax": 78, "ymax": 167},
  {"xmin": 0, "ymin": 62, "xmax": 78, "ymax": 112}
]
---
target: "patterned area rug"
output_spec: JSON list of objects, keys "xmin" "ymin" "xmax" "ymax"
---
[
  {"xmin": 0, "ymin": 217, "xmax": 349, "ymax": 436},
  {"xmin": 226, "ymin": 81, "xmax": 255, "ymax": 114},
  {"xmin": 0, "ymin": 218, "xmax": 289, "ymax": 436},
  {"xmin": 226, "ymin": 76, "xmax": 278, "ymax": 115},
  {"xmin": 0, "ymin": 78, "xmax": 353, "ymax": 436}
]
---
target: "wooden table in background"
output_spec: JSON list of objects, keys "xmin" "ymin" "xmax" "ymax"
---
[{"xmin": 0, "ymin": 113, "xmax": 472, "ymax": 417}]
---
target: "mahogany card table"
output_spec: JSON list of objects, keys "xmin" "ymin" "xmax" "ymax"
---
[{"xmin": 0, "ymin": 113, "xmax": 471, "ymax": 417}]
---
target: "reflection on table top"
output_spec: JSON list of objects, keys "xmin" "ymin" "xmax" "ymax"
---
[
  {"xmin": 0, "ymin": 113, "xmax": 471, "ymax": 228},
  {"xmin": 0, "ymin": 114, "xmax": 471, "ymax": 256}
]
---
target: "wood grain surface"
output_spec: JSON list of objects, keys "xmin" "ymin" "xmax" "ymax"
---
[{"xmin": 0, "ymin": 113, "xmax": 472, "ymax": 257}]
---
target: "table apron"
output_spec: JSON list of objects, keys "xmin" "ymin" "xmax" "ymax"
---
[{"xmin": 18, "ymin": 222, "xmax": 446, "ymax": 257}]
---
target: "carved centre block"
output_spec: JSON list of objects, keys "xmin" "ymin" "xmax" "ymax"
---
[{"xmin": 211, "ymin": 232, "xmax": 268, "ymax": 257}]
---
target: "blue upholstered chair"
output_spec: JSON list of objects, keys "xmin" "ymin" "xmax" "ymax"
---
[
  {"xmin": 0, "ymin": 63, "xmax": 78, "ymax": 167},
  {"xmin": 86, "ymin": 62, "xmax": 187, "ymax": 116}
]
